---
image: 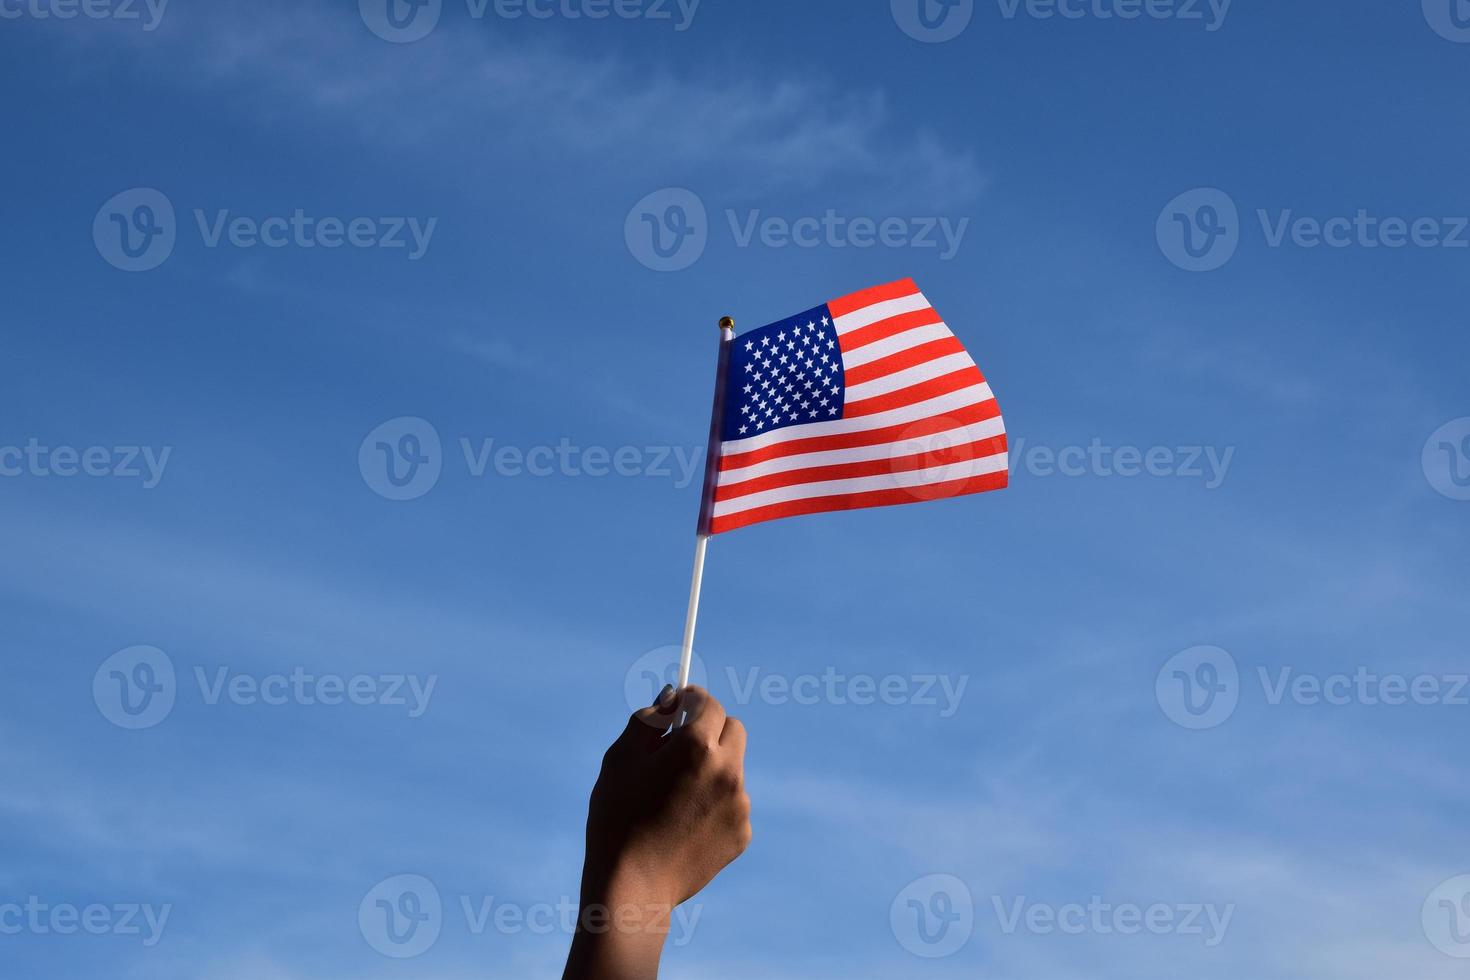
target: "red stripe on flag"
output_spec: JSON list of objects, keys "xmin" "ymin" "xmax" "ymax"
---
[
  {"xmin": 842, "ymin": 367, "xmax": 985, "ymax": 419},
  {"xmin": 719, "ymin": 398, "xmax": 1002, "ymax": 471},
  {"xmin": 708, "ymin": 470, "xmax": 1009, "ymax": 535},
  {"xmin": 838, "ymin": 306, "xmax": 942, "ymax": 353},
  {"xmin": 715, "ymin": 434, "xmax": 1008, "ymax": 502},
  {"xmin": 827, "ymin": 277, "xmax": 921, "ymax": 319},
  {"xmin": 843, "ymin": 336, "xmax": 968, "ymax": 387}
]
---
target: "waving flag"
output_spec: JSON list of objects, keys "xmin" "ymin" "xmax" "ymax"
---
[{"xmin": 701, "ymin": 278, "xmax": 1007, "ymax": 535}]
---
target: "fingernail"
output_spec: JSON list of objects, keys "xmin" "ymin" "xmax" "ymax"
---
[{"xmin": 653, "ymin": 684, "xmax": 675, "ymax": 709}]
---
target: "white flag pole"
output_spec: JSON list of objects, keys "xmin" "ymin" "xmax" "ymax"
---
[
  {"xmin": 676, "ymin": 316, "xmax": 735, "ymax": 690},
  {"xmin": 675, "ymin": 534, "xmax": 709, "ymax": 690}
]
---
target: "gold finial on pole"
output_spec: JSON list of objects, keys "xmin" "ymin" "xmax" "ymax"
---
[{"xmin": 718, "ymin": 316, "xmax": 735, "ymax": 331}]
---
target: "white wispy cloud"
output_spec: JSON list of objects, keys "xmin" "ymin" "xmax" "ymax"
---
[
  {"xmin": 56, "ymin": 0, "xmax": 984, "ymax": 210},
  {"xmin": 748, "ymin": 761, "xmax": 1464, "ymax": 979}
]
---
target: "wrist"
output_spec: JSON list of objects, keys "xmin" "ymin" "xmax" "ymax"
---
[
  {"xmin": 581, "ymin": 851, "xmax": 678, "ymax": 909},
  {"xmin": 565, "ymin": 866, "xmax": 672, "ymax": 980}
]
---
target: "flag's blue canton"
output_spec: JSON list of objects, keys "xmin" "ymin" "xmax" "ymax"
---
[{"xmin": 721, "ymin": 304, "xmax": 846, "ymax": 442}]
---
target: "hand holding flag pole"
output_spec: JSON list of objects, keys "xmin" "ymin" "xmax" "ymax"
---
[{"xmin": 676, "ymin": 315, "xmax": 735, "ymax": 691}]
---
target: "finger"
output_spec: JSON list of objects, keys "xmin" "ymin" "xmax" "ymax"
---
[
  {"xmin": 629, "ymin": 683, "xmax": 678, "ymax": 723},
  {"xmin": 627, "ymin": 705, "xmax": 671, "ymax": 734},
  {"xmin": 719, "ymin": 715, "xmax": 747, "ymax": 765},
  {"xmin": 623, "ymin": 684, "xmax": 680, "ymax": 746},
  {"xmin": 670, "ymin": 685, "xmax": 726, "ymax": 747}
]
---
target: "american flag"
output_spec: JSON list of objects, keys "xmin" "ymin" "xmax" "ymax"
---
[{"xmin": 701, "ymin": 278, "xmax": 1007, "ymax": 535}]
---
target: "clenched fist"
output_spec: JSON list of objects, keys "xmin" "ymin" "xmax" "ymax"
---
[{"xmin": 563, "ymin": 685, "xmax": 751, "ymax": 980}]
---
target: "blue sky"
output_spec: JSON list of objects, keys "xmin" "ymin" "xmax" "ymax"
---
[{"xmin": 3, "ymin": 0, "xmax": 1470, "ymax": 977}]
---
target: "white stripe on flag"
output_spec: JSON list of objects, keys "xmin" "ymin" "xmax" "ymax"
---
[
  {"xmin": 833, "ymin": 292, "xmax": 931, "ymax": 336},
  {"xmin": 841, "ymin": 322, "xmax": 954, "ymax": 368},
  {"xmin": 717, "ymin": 416, "xmax": 1007, "ymax": 485},
  {"xmin": 720, "ymin": 382, "xmax": 996, "ymax": 456},
  {"xmin": 844, "ymin": 351, "xmax": 978, "ymax": 401},
  {"xmin": 711, "ymin": 451, "xmax": 1009, "ymax": 518}
]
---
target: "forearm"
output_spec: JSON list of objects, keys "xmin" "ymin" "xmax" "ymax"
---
[{"xmin": 562, "ymin": 871, "xmax": 672, "ymax": 980}]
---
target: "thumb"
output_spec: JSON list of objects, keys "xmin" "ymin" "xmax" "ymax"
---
[{"xmin": 623, "ymin": 683, "xmax": 680, "ymax": 744}]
